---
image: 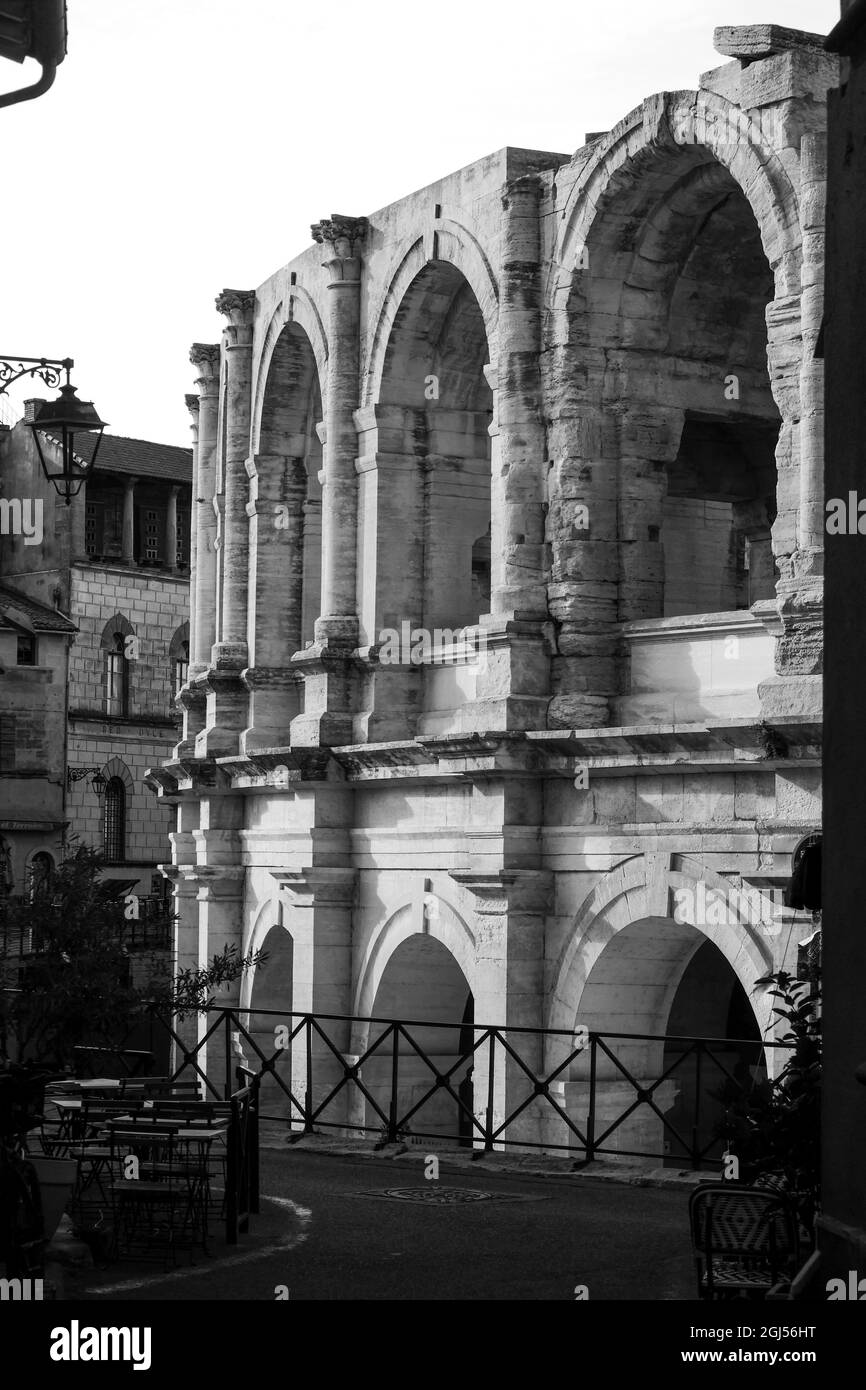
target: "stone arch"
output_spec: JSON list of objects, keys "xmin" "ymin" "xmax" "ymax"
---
[
  {"xmin": 353, "ymin": 893, "xmax": 476, "ymax": 1023},
  {"xmin": 363, "ymin": 222, "xmax": 499, "ymax": 409},
  {"xmin": 353, "ymin": 894, "xmax": 476, "ymax": 1144},
  {"xmin": 239, "ymin": 896, "xmax": 289, "ymax": 1012},
  {"xmin": 550, "ymin": 89, "xmax": 801, "ymax": 316},
  {"xmin": 548, "ymin": 853, "xmax": 775, "ymax": 1043},
  {"xmin": 100, "ymin": 756, "xmax": 134, "ymax": 796},
  {"xmin": 252, "ymin": 291, "xmax": 328, "ymax": 454},
  {"xmin": 100, "ymin": 612, "xmax": 135, "ymax": 647},
  {"xmin": 545, "ymin": 853, "xmax": 783, "ymax": 1159},
  {"xmin": 244, "ymin": 311, "xmax": 325, "ymax": 743}
]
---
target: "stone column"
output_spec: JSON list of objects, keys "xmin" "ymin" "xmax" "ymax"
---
[
  {"xmin": 449, "ymin": 867, "xmax": 552, "ymax": 1149},
  {"xmin": 272, "ymin": 865, "xmax": 357, "ymax": 1131},
  {"xmin": 214, "ymin": 288, "xmax": 255, "ymax": 659},
  {"xmin": 175, "ymin": 401, "xmax": 202, "ymax": 756},
  {"xmin": 545, "ymin": 341, "xmax": 618, "ymax": 728},
  {"xmin": 189, "ymin": 344, "xmax": 221, "ymax": 677},
  {"xmin": 197, "ymin": 291, "xmax": 255, "ymax": 757},
  {"xmin": 491, "ymin": 176, "xmax": 548, "ymax": 619},
  {"xmin": 166, "ymin": 485, "xmax": 179, "ymax": 573},
  {"xmin": 241, "ymin": 451, "xmax": 307, "ymax": 750},
  {"xmin": 291, "ymin": 216, "xmax": 367, "ymax": 747},
  {"xmin": 471, "ymin": 177, "xmax": 552, "ymax": 732},
  {"xmin": 121, "ymin": 477, "xmax": 137, "ymax": 564}
]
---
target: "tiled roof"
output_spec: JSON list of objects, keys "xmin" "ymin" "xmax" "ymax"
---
[
  {"xmin": 74, "ymin": 433, "xmax": 192, "ymax": 483},
  {"xmin": 0, "ymin": 582, "xmax": 77, "ymax": 632}
]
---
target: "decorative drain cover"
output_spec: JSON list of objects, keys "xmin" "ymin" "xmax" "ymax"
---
[{"xmin": 356, "ymin": 1187, "xmax": 545, "ymax": 1205}]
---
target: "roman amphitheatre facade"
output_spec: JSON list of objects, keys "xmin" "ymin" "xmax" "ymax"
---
[{"xmin": 150, "ymin": 24, "xmax": 831, "ymax": 1155}]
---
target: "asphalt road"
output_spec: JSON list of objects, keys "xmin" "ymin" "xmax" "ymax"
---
[{"xmin": 77, "ymin": 1149, "xmax": 696, "ymax": 1301}]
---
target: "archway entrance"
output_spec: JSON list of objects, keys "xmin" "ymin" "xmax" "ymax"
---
[
  {"xmin": 663, "ymin": 938, "xmax": 765, "ymax": 1166},
  {"xmin": 248, "ymin": 923, "xmax": 294, "ymax": 1118},
  {"xmin": 561, "ymin": 915, "xmax": 765, "ymax": 1167},
  {"xmin": 362, "ymin": 934, "xmax": 474, "ymax": 1146}
]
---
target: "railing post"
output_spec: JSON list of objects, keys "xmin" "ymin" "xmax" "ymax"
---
[
  {"xmin": 692, "ymin": 1041, "xmax": 703, "ymax": 1170},
  {"xmin": 387, "ymin": 1024, "xmax": 400, "ymax": 1143},
  {"xmin": 484, "ymin": 1030, "xmax": 495, "ymax": 1152},
  {"xmin": 249, "ymin": 1080, "xmax": 260, "ymax": 1214},
  {"xmin": 223, "ymin": 1010, "xmax": 232, "ymax": 1101},
  {"xmin": 586, "ymin": 1034, "xmax": 597, "ymax": 1163},
  {"xmin": 304, "ymin": 1017, "xmax": 314, "ymax": 1133},
  {"xmin": 226, "ymin": 1094, "xmax": 239, "ymax": 1245}
]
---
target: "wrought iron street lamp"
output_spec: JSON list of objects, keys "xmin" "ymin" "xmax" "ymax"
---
[
  {"xmin": 0, "ymin": 355, "xmax": 107, "ymax": 504},
  {"xmin": 66, "ymin": 766, "xmax": 107, "ymax": 795}
]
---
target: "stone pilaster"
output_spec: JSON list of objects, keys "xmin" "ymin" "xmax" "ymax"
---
[
  {"xmin": 241, "ymin": 451, "xmax": 307, "ymax": 750},
  {"xmin": 759, "ymin": 132, "xmax": 825, "ymax": 723},
  {"xmin": 291, "ymin": 216, "xmax": 367, "ymax": 747},
  {"xmin": 448, "ymin": 867, "xmax": 552, "ymax": 1148},
  {"xmin": 271, "ymin": 866, "xmax": 357, "ymax": 1129},
  {"xmin": 197, "ymin": 291, "xmax": 256, "ymax": 757}
]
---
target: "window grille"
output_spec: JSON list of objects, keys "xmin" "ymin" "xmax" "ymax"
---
[{"xmin": 103, "ymin": 778, "xmax": 126, "ymax": 862}]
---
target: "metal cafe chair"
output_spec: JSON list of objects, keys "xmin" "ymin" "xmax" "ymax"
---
[
  {"xmin": 689, "ymin": 1182, "xmax": 800, "ymax": 1300},
  {"xmin": 107, "ymin": 1126, "xmax": 211, "ymax": 1266}
]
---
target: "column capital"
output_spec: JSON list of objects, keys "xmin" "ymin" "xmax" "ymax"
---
[
  {"xmin": 190, "ymin": 342, "xmax": 221, "ymax": 396},
  {"xmin": 311, "ymin": 214, "xmax": 368, "ymax": 258},
  {"xmin": 216, "ymin": 289, "xmax": 256, "ymax": 349},
  {"xmin": 185, "ymin": 392, "xmax": 200, "ymax": 418},
  {"xmin": 312, "ymin": 214, "xmax": 368, "ymax": 282}
]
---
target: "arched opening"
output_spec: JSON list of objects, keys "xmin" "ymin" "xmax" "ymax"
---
[
  {"xmin": 562, "ymin": 914, "xmax": 764, "ymax": 1167},
  {"xmin": 100, "ymin": 615, "xmax": 134, "ymax": 718},
  {"xmin": 28, "ymin": 851, "xmax": 54, "ymax": 901},
  {"xmin": 552, "ymin": 138, "xmax": 787, "ymax": 725},
  {"xmin": 583, "ymin": 158, "xmax": 780, "ymax": 621},
  {"xmin": 257, "ymin": 321, "xmax": 323, "ymax": 654},
  {"xmin": 170, "ymin": 622, "xmax": 190, "ymax": 696},
  {"xmin": 248, "ymin": 923, "xmax": 294, "ymax": 1119},
  {"xmin": 374, "ymin": 260, "xmax": 492, "ymax": 638},
  {"xmin": 363, "ymin": 933, "xmax": 474, "ymax": 1146},
  {"xmin": 663, "ymin": 938, "xmax": 766, "ymax": 1167}
]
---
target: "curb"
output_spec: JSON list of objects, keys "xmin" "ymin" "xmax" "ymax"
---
[{"xmin": 258, "ymin": 1130, "xmax": 709, "ymax": 1191}]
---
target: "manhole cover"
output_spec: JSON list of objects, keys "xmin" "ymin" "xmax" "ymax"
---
[{"xmin": 356, "ymin": 1187, "xmax": 545, "ymax": 1205}]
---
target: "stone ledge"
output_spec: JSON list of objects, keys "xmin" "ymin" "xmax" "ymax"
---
[{"xmin": 713, "ymin": 25, "xmax": 829, "ymax": 61}]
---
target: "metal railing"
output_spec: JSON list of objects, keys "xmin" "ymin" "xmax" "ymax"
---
[{"xmin": 149, "ymin": 1006, "xmax": 796, "ymax": 1171}]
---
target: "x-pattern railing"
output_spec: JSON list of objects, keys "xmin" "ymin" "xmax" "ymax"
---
[{"xmin": 147, "ymin": 1007, "xmax": 794, "ymax": 1169}]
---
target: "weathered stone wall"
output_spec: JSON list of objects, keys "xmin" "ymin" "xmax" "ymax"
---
[{"xmin": 156, "ymin": 25, "xmax": 832, "ymax": 1151}]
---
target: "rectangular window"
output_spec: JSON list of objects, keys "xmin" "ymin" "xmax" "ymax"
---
[
  {"xmin": 16, "ymin": 633, "xmax": 36, "ymax": 665},
  {"xmin": 105, "ymin": 649, "xmax": 125, "ymax": 717},
  {"xmin": 85, "ymin": 501, "xmax": 104, "ymax": 557},
  {"xmin": 176, "ymin": 508, "xmax": 189, "ymax": 567}
]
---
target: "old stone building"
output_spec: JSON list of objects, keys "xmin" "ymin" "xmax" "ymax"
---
[
  {"xmin": 0, "ymin": 420, "xmax": 192, "ymax": 921},
  {"xmin": 153, "ymin": 24, "xmax": 832, "ymax": 1154}
]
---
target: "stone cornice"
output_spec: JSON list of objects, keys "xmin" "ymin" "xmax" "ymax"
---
[
  {"xmin": 449, "ymin": 869, "xmax": 554, "ymax": 915},
  {"xmin": 271, "ymin": 866, "xmax": 357, "ymax": 907}
]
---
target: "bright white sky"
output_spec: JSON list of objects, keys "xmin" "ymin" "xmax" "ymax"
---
[{"xmin": 0, "ymin": 0, "xmax": 841, "ymax": 446}]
